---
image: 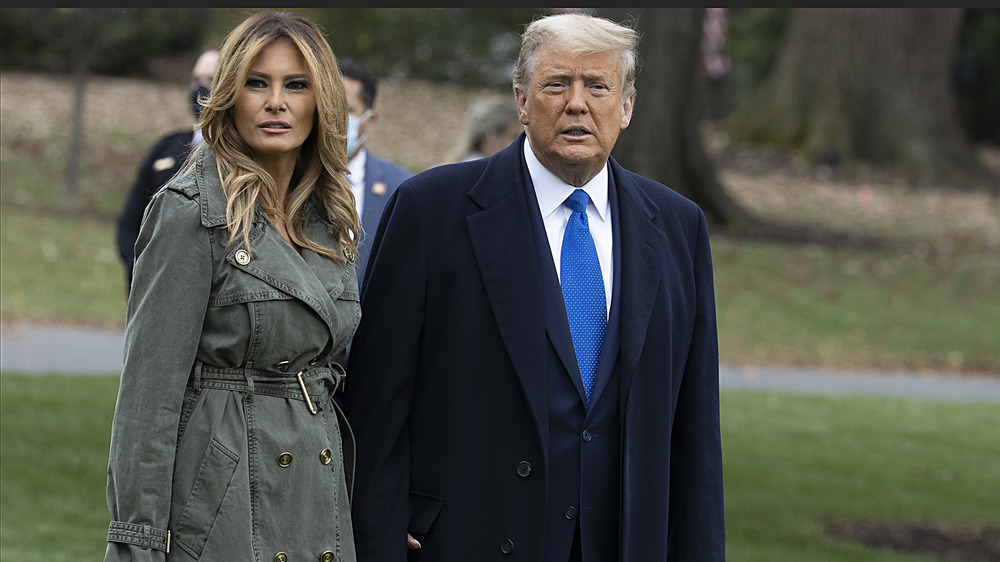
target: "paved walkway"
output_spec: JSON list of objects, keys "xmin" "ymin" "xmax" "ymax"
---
[{"xmin": 2, "ymin": 320, "xmax": 999, "ymax": 402}]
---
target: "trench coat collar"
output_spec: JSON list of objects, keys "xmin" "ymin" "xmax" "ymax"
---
[{"xmin": 192, "ymin": 146, "xmax": 352, "ymax": 353}]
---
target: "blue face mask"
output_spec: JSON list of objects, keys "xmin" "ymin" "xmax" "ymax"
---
[{"xmin": 347, "ymin": 110, "xmax": 371, "ymax": 157}]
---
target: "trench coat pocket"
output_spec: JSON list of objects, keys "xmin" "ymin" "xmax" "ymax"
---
[
  {"xmin": 408, "ymin": 491, "xmax": 443, "ymax": 535},
  {"xmin": 173, "ymin": 438, "xmax": 240, "ymax": 558}
]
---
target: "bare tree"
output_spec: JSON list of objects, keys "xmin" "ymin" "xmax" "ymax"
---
[
  {"xmin": 596, "ymin": 8, "xmax": 756, "ymax": 231},
  {"xmin": 726, "ymin": 8, "xmax": 998, "ymax": 192}
]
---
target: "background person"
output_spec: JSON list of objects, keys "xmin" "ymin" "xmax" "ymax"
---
[
  {"xmin": 115, "ymin": 48, "xmax": 218, "ymax": 291},
  {"xmin": 344, "ymin": 11, "xmax": 725, "ymax": 561},
  {"xmin": 337, "ymin": 57, "xmax": 412, "ymax": 268},
  {"xmin": 105, "ymin": 11, "xmax": 361, "ymax": 561},
  {"xmin": 444, "ymin": 93, "xmax": 522, "ymax": 163}
]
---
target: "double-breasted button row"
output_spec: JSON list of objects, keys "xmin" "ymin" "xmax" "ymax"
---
[
  {"xmin": 276, "ymin": 449, "xmax": 335, "ymax": 467},
  {"xmin": 272, "ymin": 356, "xmax": 322, "ymax": 371},
  {"xmin": 274, "ymin": 551, "xmax": 336, "ymax": 561}
]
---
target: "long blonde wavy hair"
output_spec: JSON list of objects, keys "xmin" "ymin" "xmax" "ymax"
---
[{"xmin": 192, "ymin": 10, "xmax": 358, "ymax": 263}]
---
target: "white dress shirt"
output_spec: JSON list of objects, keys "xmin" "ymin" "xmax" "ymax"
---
[
  {"xmin": 524, "ymin": 138, "xmax": 613, "ymax": 317},
  {"xmin": 347, "ymin": 148, "xmax": 368, "ymax": 218}
]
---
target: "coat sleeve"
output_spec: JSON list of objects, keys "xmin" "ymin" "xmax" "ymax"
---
[
  {"xmin": 105, "ymin": 186, "xmax": 212, "ymax": 562},
  {"xmin": 668, "ymin": 208, "xmax": 726, "ymax": 560},
  {"xmin": 344, "ymin": 181, "xmax": 426, "ymax": 562}
]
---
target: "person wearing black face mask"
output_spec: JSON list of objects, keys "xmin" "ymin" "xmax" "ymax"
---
[{"xmin": 115, "ymin": 49, "xmax": 218, "ymax": 293}]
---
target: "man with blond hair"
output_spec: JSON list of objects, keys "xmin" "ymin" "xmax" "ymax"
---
[{"xmin": 346, "ymin": 12, "xmax": 725, "ymax": 560}]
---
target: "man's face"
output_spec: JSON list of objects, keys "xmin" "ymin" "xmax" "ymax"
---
[
  {"xmin": 516, "ymin": 48, "xmax": 633, "ymax": 187},
  {"xmin": 342, "ymin": 77, "xmax": 377, "ymax": 141}
]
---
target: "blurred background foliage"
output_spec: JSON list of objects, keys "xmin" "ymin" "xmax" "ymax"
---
[{"xmin": 1, "ymin": 7, "xmax": 997, "ymax": 147}]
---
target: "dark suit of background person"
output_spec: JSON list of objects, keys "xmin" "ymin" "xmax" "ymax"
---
[
  {"xmin": 115, "ymin": 49, "xmax": 218, "ymax": 291},
  {"xmin": 338, "ymin": 57, "xmax": 413, "ymax": 268},
  {"xmin": 344, "ymin": 12, "xmax": 725, "ymax": 562}
]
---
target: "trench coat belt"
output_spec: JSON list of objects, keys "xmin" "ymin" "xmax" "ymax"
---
[{"xmin": 191, "ymin": 361, "xmax": 345, "ymax": 409}]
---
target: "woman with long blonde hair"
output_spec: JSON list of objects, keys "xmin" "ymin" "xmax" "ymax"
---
[{"xmin": 105, "ymin": 11, "xmax": 361, "ymax": 561}]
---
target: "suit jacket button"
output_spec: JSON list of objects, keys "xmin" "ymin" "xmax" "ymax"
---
[
  {"xmin": 516, "ymin": 461, "xmax": 532, "ymax": 477},
  {"xmin": 500, "ymin": 538, "xmax": 515, "ymax": 555},
  {"xmin": 582, "ymin": 429, "xmax": 593, "ymax": 442},
  {"xmin": 564, "ymin": 505, "xmax": 578, "ymax": 520}
]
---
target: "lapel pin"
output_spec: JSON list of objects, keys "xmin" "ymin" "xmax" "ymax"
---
[{"xmin": 372, "ymin": 181, "xmax": 386, "ymax": 196}]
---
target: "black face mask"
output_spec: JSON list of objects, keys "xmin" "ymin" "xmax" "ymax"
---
[{"xmin": 190, "ymin": 84, "xmax": 211, "ymax": 119}]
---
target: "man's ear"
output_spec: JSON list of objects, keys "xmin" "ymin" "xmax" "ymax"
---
[{"xmin": 620, "ymin": 94, "xmax": 635, "ymax": 130}]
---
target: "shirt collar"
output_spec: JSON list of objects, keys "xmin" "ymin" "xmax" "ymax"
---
[{"xmin": 523, "ymin": 137, "xmax": 609, "ymax": 220}]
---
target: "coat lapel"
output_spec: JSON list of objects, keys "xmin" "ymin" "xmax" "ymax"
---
[
  {"xmin": 467, "ymin": 141, "xmax": 550, "ymax": 438},
  {"xmin": 612, "ymin": 161, "xmax": 669, "ymax": 399},
  {"xmin": 194, "ymin": 148, "xmax": 344, "ymax": 337}
]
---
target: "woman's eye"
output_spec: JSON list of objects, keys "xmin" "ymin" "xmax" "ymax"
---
[
  {"xmin": 286, "ymin": 80, "xmax": 308, "ymax": 91},
  {"xmin": 246, "ymin": 78, "xmax": 267, "ymax": 89}
]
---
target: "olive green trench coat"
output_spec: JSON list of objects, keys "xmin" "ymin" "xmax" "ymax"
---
[{"xmin": 105, "ymin": 147, "xmax": 360, "ymax": 562}]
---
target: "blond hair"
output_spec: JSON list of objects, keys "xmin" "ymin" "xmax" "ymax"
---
[
  {"xmin": 513, "ymin": 12, "xmax": 640, "ymax": 101},
  {"xmin": 193, "ymin": 10, "xmax": 358, "ymax": 263}
]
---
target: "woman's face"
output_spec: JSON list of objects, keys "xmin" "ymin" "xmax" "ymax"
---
[{"xmin": 233, "ymin": 37, "xmax": 316, "ymax": 170}]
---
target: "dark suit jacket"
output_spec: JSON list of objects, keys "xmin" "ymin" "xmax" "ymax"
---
[
  {"xmin": 116, "ymin": 130, "xmax": 195, "ymax": 287},
  {"xmin": 344, "ymin": 134, "xmax": 725, "ymax": 561},
  {"xmin": 355, "ymin": 152, "xmax": 412, "ymax": 268}
]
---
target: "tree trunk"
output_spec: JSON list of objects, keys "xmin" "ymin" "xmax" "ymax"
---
[
  {"xmin": 596, "ymin": 8, "xmax": 756, "ymax": 231},
  {"xmin": 727, "ymin": 8, "xmax": 998, "ymax": 192}
]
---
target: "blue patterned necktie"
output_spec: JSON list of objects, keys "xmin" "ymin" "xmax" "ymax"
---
[{"xmin": 560, "ymin": 189, "xmax": 607, "ymax": 404}]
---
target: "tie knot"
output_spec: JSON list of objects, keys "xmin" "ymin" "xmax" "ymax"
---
[{"xmin": 564, "ymin": 189, "xmax": 590, "ymax": 214}]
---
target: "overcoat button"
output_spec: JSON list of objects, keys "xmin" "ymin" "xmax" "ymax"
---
[
  {"xmin": 343, "ymin": 247, "xmax": 356, "ymax": 262},
  {"xmin": 277, "ymin": 452, "xmax": 293, "ymax": 467},
  {"xmin": 582, "ymin": 429, "xmax": 592, "ymax": 442},
  {"xmin": 320, "ymin": 448, "xmax": 333, "ymax": 465},
  {"xmin": 319, "ymin": 551, "xmax": 335, "ymax": 562},
  {"xmin": 500, "ymin": 538, "xmax": 515, "ymax": 555},
  {"xmin": 274, "ymin": 553, "xmax": 288, "ymax": 562},
  {"xmin": 516, "ymin": 461, "xmax": 532, "ymax": 477},
  {"xmin": 274, "ymin": 360, "xmax": 291, "ymax": 371},
  {"xmin": 564, "ymin": 506, "xmax": 578, "ymax": 519},
  {"xmin": 235, "ymin": 249, "xmax": 251, "ymax": 265}
]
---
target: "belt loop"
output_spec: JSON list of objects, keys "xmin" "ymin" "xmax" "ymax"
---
[
  {"xmin": 243, "ymin": 367, "xmax": 255, "ymax": 397},
  {"xmin": 192, "ymin": 360, "xmax": 203, "ymax": 392}
]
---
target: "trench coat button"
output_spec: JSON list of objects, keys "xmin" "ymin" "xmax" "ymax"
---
[
  {"xmin": 235, "ymin": 249, "xmax": 251, "ymax": 265},
  {"xmin": 582, "ymin": 429, "xmax": 593, "ymax": 442},
  {"xmin": 516, "ymin": 461, "xmax": 532, "ymax": 477},
  {"xmin": 564, "ymin": 505, "xmax": 578, "ymax": 520},
  {"xmin": 308, "ymin": 356, "xmax": 320, "ymax": 366},
  {"xmin": 319, "ymin": 448, "xmax": 333, "ymax": 465},
  {"xmin": 319, "ymin": 551, "xmax": 335, "ymax": 562},
  {"xmin": 343, "ymin": 247, "xmax": 356, "ymax": 262},
  {"xmin": 274, "ymin": 553, "xmax": 288, "ymax": 562},
  {"xmin": 277, "ymin": 452, "xmax": 293, "ymax": 467},
  {"xmin": 500, "ymin": 538, "xmax": 515, "ymax": 555},
  {"xmin": 274, "ymin": 360, "xmax": 291, "ymax": 371}
]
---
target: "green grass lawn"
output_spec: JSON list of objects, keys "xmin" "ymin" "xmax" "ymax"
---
[{"xmin": 1, "ymin": 374, "xmax": 996, "ymax": 561}]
